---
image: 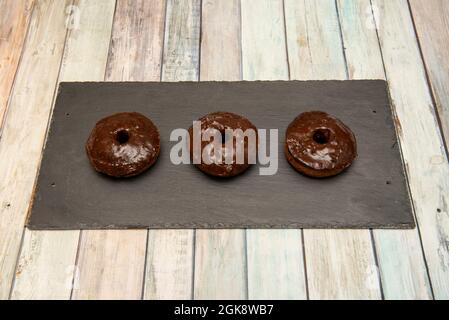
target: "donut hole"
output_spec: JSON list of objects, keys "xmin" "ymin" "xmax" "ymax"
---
[
  {"xmin": 313, "ymin": 128, "xmax": 331, "ymax": 144},
  {"xmin": 116, "ymin": 129, "xmax": 130, "ymax": 144}
]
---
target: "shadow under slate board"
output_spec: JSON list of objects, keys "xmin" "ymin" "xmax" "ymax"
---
[{"xmin": 27, "ymin": 80, "xmax": 415, "ymax": 229}]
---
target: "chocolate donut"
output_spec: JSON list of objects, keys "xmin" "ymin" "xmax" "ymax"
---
[
  {"xmin": 188, "ymin": 111, "xmax": 258, "ymax": 177},
  {"xmin": 86, "ymin": 112, "xmax": 160, "ymax": 178},
  {"xmin": 285, "ymin": 111, "xmax": 357, "ymax": 178}
]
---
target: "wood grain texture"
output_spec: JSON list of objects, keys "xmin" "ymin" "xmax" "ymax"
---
[
  {"xmin": 145, "ymin": 230, "xmax": 194, "ymax": 299},
  {"xmin": 73, "ymin": 230, "xmax": 146, "ymax": 299},
  {"xmin": 106, "ymin": 0, "xmax": 166, "ymax": 82},
  {"xmin": 194, "ymin": 0, "xmax": 245, "ymax": 300},
  {"xmin": 241, "ymin": 0, "xmax": 288, "ymax": 81},
  {"xmin": 336, "ymin": 0, "xmax": 384, "ymax": 79},
  {"xmin": 199, "ymin": 0, "xmax": 241, "ymax": 81},
  {"xmin": 11, "ymin": 231, "xmax": 79, "ymax": 299},
  {"xmin": 247, "ymin": 230, "xmax": 305, "ymax": 299},
  {"xmin": 374, "ymin": 230, "xmax": 432, "ymax": 299},
  {"xmin": 303, "ymin": 230, "xmax": 378, "ymax": 299},
  {"xmin": 74, "ymin": 230, "xmax": 145, "ymax": 299},
  {"xmin": 59, "ymin": 0, "xmax": 115, "ymax": 81},
  {"xmin": 161, "ymin": 0, "xmax": 200, "ymax": 82},
  {"xmin": 194, "ymin": 230, "xmax": 246, "ymax": 299},
  {"xmin": 11, "ymin": 0, "xmax": 116, "ymax": 300},
  {"xmin": 143, "ymin": 0, "xmax": 200, "ymax": 299},
  {"xmin": 0, "ymin": 0, "xmax": 34, "ymax": 131},
  {"xmin": 285, "ymin": 0, "xmax": 345, "ymax": 81},
  {"xmin": 372, "ymin": 0, "xmax": 449, "ymax": 299},
  {"xmin": 285, "ymin": 0, "xmax": 380, "ymax": 300},
  {"xmin": 0, "ymin": 0, "xmax": 71, "ymax": 299},
  {"xmin": 337, "ymin": 0, "xmax": 432, "ymax": 299},
  {"xmin": 71, "ymin": 0, "xmax": 163, "ymax": 300},
  {"xmin": 409, "ymin": 0, "xmax": 449, "ymax": 144},
  {"xmin": 241, "ymin": 0, "xmax": 306, "ymax": 299}
]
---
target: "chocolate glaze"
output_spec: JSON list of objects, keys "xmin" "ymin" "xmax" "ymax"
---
[
  {"xmin": 86, "ymin": 112, "xmax": 160, "ymax": 177},
  {"xmin": 188, "ymin": 111, "xmax": 258, "ymax": 177},
  {"xmin": 285, "ymin": 111, "xmax": 357, "ymax": 178}
]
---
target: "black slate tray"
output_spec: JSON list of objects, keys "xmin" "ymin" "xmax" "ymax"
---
[{"xmin": 27, "ymin": 81, "xmax": 415, "ymax": 229}]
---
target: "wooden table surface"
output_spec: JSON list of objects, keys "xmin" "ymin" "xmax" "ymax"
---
[{"xmin": 0, "ymin": 0, "xmax": 448, "ymax": 300}]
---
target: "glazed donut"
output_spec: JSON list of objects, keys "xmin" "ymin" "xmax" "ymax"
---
[
  {"xmin": 188, "ymin": 111, "xmax": 258, "ymax": 177},
  {"xmin": 86, "ymin": 112, "xmax": 160, "ymax": 178},
  {"xmin": 285, "ymin": 111, "xmax": 357, "ymax": 178}
]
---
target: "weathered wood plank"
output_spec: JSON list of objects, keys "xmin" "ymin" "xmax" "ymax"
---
[
  {"xmin": 145, "ymin": 230, "xmax": 194, "ymax": 299},
  {"xmin": 285, "ymin": 0, "xmax": 345, "ymax": 80},
  {"xmin": 409, "ymin": 0, "xmax": 449, "ymax": 145},
  {"xmin": 161, "ymin": 0, "xmax": 200, "ymax": 82},
  {"xmin": 73, "ymin": 230, "xmax": 146, "ymax": 300},
  {"xmin": 71, "ymin": 0, "xmax": 164, "ymax": 300},
  {"xmin": 0, "ymin": 0, "xmax": 72, "ymax": 299},
  {"xmin": 241, "ymin": 0, "xmax": 288, "ymax": 80},
  {"xmin": 285, "ymin": 0, "xmax": 381, "ymax": 300},
  {"xmin": 194, "ymin": 230, "xmax": 245, "ymax": 299},
  {"xmin": 106, "ymin": 0, "xmax": 166, "ymax": 82},
  {"xmin": 11, "ymin": 231, "xmax": 79, "ymax": 299},
  {"xmin": 374, "ymin": 230, "xmax": 432, "ymax": 299},
  {"xmin": 336, "ymin": 0, "xmax": 384, "ymax": 79},
  {"xmin": 199, "ymin": 0, "xmax": 241, "ymax": 81},
  {"xmin": 194, "ymin": 0, "xmax": 246, "ymax": 300},
  {"xmin": 241, "ymin": 0, "xmax": 307, "ymax": 299},
  {"xmin": 246, "ymin": 230, "xmax": 305, "ymax": 299},
  {"xmin": 143, "ymin": 0, "xmax": 200, "ymax": 299},
  {"xmin": 336, "ymin": 0, "xmax": 432, "ymax": 299},
  {"xmin": 10, "ymin": 0, "xmax": 116, "ymax": 300},
  {"xmin": 305, "ymin": 231, "xmax": 380, "ymax": 299},
  {"xmin": 371, "ymin": 0, "xmax": 449, "ymax": 299},
  {"xmin": 0, "ymin": 0, "xmax": 34, "ymax": 130}
]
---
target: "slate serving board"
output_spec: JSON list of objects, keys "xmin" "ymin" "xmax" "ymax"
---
[{"xmin": 27, "ymin": 81, "xmax": 415, "ymax": 229}]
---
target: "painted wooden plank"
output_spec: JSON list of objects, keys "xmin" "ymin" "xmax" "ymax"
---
[
  {"xmin": 336, "ymin": 0, "xmax": 384, "ymax": 79},
  {"xmin": 241, "ymin": 0, "xmax": 307, "ymax": 299},
  {"xmin": 71, "ymin": 0, "xmax": 164, "ymax": 300},
  {"xmin": 199, "ymin": 0, "xmax": 241, "ymax": 81},
  {"xmin": 371, "ymin": 0, "xmax": 449, "ymax": 299},
  {"xmin": 143, "ymin": 0, "xmax": 200, "ymax": 300},
  {"xmin": 284, "ymin": 0, "xmax": 381, "ymax": 300},
  {"xmin": 194, "ymin": 230, "xmax": 246, "ymax": 299},
  {"xmin": 145, "ymin": 229, "xmax": 194, "ymax": 299},
  {"xmin": 11, "ymin": 231, "xmax": 79, "ymax": 299},
  {"xmin": 336, "ymin": 0, "xmax": 432, "ymax": 299},
  {"xmin": 374, "ymin": 230, "xmax": 432, "ymax": 299},
  {"xmin": 73, "ymin": 230, "xmax": 146, "ymax": 300},
  {"xmin": 246, "ymin": 230, "xmax": 305, "ymax": 299},
  {"xmin": 10, "ymin": 0, "xmax": 116, "ymax": 300},
  {"xmin": 161, "ymin": 0, "xmax": 200, "ymax": 82},
  {"xmin": 409, "ymin": 0, "xmax": 449, "ymax": 144},
  {"xmin": 241, "ymin": 0, "xmax": 288, "ymax": 81},
  {"xmin": 0, "ymin": 0, "xmax": 72, "ymax": 300},
  {"xmin": 193, "ymin": 0, "xmax": 246, "ymax": 300},
  {"xmin": 0, "ymin": 0, "xmax": 34, "ymax": 131},
  {"xmin": 285, "ymin": 0, "xmax": 345, "ymax": 81},
  {"xmin": 106, "ymin": 0, "xmax": 166, "ymax": 82},
  {"xmin": 304, "ymin": 230, "xmax": 380, "ymax": 299}
]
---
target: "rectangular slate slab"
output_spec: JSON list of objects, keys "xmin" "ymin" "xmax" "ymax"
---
[{"xmin": 27, "ymin": 81, "xmax": 415, "ymax": 229}]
